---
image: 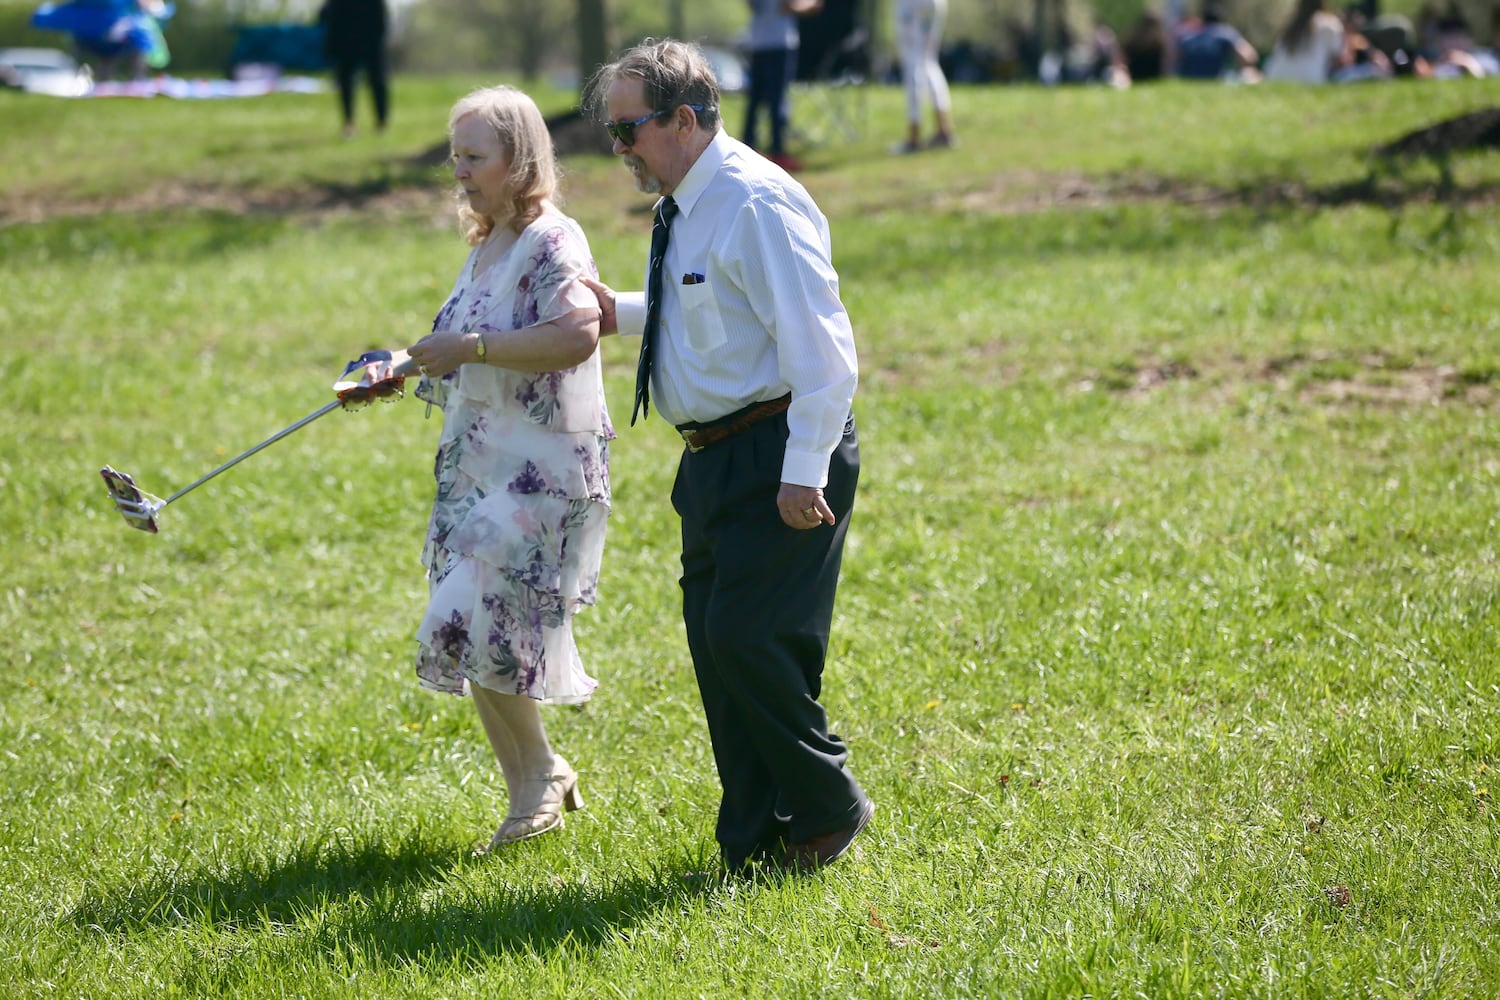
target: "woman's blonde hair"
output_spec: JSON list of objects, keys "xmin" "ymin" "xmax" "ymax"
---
[{"xmin": 448, "ymin": 86, "xmax": 559, "ymax": 245}]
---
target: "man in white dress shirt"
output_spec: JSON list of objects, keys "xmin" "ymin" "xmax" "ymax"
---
[{"xmin": 584, "ymin": 38, "xmax": 873, "ymax": 875}]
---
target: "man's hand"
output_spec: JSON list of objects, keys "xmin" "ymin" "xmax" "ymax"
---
[
  {"xmin": 581, "ymin": 277, "xmax": 619, "ymax": 336},
  {"xmin": 778, "ymin": 482, "xmax": 833, "ymax": 530}
]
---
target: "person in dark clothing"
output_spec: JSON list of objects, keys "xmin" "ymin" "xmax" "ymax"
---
[
  {"xmin": 584, "ymin": 39, "xmax": 874, "ymax": 877},
  {"xmin": 1173, "ymin": 0, "xmax": 1260, "ymax": 79},
  {"xmin": 319, "ymin": 0, "xmax": 389, "ymax": 137},
  {"xmin": 743, "ymin": 0, "xmax": 819, "ymax": 171},
  {"xmin": 1122, "ymin": 10, "xmax": 1170, "ymax": 82}
]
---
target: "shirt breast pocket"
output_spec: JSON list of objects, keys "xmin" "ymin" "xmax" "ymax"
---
[{"xmin": 678, "ymin": 280, "xmax": 728, "ymax": 353}]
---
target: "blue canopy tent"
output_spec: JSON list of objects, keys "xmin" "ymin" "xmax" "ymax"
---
[{"xmin": 228, "ymin": 23, "xmax": 329, "ymax": 75}]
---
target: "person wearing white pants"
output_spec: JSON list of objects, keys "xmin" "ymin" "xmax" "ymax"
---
[{"xmin": 894, "ymin": 0, "xmax": 955, "ymax": 153}]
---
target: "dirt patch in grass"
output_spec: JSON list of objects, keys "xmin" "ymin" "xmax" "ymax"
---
[
  {"xmin": 870, "ymin": 344, "xmax": 1499, "ymax": 409},
  {"xmin": 1078, "ymin": 350, "xmax": 1500, "ymax": 409},
  {"xmin": 9, "ymin": 159, "xmax": 1500, "ymax": 228},
  {"xmin": 1259, "ymin": 352, "xmax": 1500, "ymax": 408},
  {"xmin": 937, "ymin": 171, "xmax": 1500, "ymax": 217},
  {"xmin": 0, "ymin": 178, "xmax": 455, "ymax": 227}
]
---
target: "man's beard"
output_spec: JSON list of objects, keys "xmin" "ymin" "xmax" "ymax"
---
[{"xmin": 623, "ymin": 154, "xmax": 662, "ymax": 194}]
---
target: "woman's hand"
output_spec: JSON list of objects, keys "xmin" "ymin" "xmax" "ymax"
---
[{"xmin": 406, "ymin": 331, "xmax": 482, "ymax": 378}]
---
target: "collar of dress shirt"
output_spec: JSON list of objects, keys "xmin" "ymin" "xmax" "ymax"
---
[{"xmin": 661, "ymin": 129, "xmax": 729, "ymax": 221}]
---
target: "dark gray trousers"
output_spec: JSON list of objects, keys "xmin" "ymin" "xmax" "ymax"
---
[{"xmin": 672, "ymin": 411, "xmax": 868, "ymax": 868}]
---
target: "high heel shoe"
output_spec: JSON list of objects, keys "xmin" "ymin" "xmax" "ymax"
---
[{"xmin": 477, "ymin": 759, "xmax": 584, "ymax": 854}]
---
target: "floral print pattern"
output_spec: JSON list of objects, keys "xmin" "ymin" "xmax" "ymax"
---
[{"xmin": 413, "ymin": 212, "xmax": 613, "ymax": 705}]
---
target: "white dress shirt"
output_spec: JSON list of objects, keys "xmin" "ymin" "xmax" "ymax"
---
[
  {"xmin": 616, "ymin": 130, "xmax": 858, "ymax": 488},
  {"xmin": 1263, "ymin": 12, "xmax": 1344, "ymax": 83}
]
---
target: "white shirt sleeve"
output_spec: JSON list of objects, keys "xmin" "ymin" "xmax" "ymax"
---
[
  {"xmin": 729, "ymin": 195, "xmax": 858, "ymax": 488},
  {"xmin": 616, "ymin": 291, "xmax": 647, "ymax": 340}
]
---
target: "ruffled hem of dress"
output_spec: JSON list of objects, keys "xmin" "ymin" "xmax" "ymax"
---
[
  {"xmin": 414, "ymin": 546, "xmax": 599, "ymax": 704},
  {"xmin": 414, "ymin": 669, "xmax": 597, "ymax": 706}
]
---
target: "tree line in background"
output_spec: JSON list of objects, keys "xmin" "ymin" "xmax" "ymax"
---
[{"xmin": 0, "ymin": 0, "xmax": 1471, "ymax": 81}]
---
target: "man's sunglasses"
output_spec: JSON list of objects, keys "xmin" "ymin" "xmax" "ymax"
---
[{"xmin": 604, "ymin": 104, "xmax": 706, "ymax": 146}]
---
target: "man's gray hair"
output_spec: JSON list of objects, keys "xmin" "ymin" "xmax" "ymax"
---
[{"xmin": 586, "ymin": 38, "xmax": 722, "ymax": 133}]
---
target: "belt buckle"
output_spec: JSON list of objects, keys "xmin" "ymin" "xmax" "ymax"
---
[{"xmin": 679, "ymin": 429, "xmax": 704, "ymax": 453}]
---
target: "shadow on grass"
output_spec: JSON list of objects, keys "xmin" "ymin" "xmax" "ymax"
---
[{"xmin": 67, "ymin": 832, "xmax": 726, "ymax": 962}]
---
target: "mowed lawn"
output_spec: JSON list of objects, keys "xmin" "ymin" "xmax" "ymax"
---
[{"xmin": 2, "ymin": 73, "xmax": 1499, "ymax": 998}]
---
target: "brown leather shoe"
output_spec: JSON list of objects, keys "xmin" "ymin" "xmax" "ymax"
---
[{"xmin": 781, "ymin": 800, "xmax": 874, "ymax": 871}]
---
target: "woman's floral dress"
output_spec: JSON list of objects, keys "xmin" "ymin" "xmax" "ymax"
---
[{"xmin": 413, "ymin": 212, "xmax": 613, "ymax": 704}]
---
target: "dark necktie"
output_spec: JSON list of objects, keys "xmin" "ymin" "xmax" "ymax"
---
[{"xmin": 633, "ymin": 195, "xmax": 679, "ymax": 425}]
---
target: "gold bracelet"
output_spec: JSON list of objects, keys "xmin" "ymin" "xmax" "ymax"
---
[{"xmin": 474, "ymin": 332, "xmax": 487, "ymax": 362}]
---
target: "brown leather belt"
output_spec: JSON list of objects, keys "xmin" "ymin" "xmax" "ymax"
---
[{"xmin": 677, "ymin": 394, "xmax": 792, "ymax": 453}]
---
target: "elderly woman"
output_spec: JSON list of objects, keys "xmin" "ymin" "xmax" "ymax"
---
[{"xmin": 388, "ymin": 86, "xmax": 611, "ymax": 853}]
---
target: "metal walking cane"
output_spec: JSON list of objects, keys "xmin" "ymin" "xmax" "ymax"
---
[{"xmin": 100, "ymin": 352, "xmax": 414, "ymax": 534}]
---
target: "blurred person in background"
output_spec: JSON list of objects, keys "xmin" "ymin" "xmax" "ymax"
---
[
  {"xmin": 742, "ymin": 0, "xmax": 820, "ymax": 171},
  {"xmin": 1122, "ymin": 9, "xmax": 1171, "ymax": 81},
  {"xmin": 1362, "ymin": 11, "xmax": 1432, "ymax": 77},
  {"xmin": 29, "ymin": 0, "xmax": 172, "ymax": 82},
  {"xmin": 1079, "ymin": 23, "xmax": 1132, "ymax": 86},
  {"xmin": 892, "ymin": 0, "xmax": 956, "ymax": 152},
  {"xmin": 319, "ymin": 0, "xmax": 389, "ymax": 137},
  {"xmin": 1263, "ymin": 0, "xmax": 1346, "ymax": 82},
  {"xmin": 1423, "ymin": 4, "xmax": 1496, "ymax": 75},
  {"xmin": 1331, "ymin": 32, "xmax": 1395, "ymax": 80},
  {"xmin": 1173, "ymin": 0, "xmax": 1261, "ymax": 80}
]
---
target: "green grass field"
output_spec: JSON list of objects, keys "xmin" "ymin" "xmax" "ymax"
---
[{"xmin": 3, "ymin": 73, "xmax": 1499, "ymax": 998}]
